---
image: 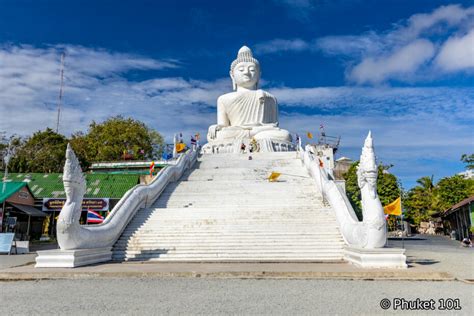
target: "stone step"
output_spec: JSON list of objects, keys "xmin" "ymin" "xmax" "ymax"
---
[
  {"xmin": 118, "ymin": 231, "xmax": 341, "ymax": 236},
  {"xmin": 161, "ymin": 188, "xmax": 318, "ymax": 196},
  {"xmin": 114, "ymin": 244, "xmax": 345, "ymax": 250},
  {"xmin": 113, "ymin": 248, "xmax": 344, "ymax": 256},
  {"xmin": 123, "ymin": 223, "xmax": 341, "ymax": 230},
  {"xmin": 126, "ymin": 222, "xmax": 339, "ymax": 229},
  {"xmin": 129, "ymin": 213, "xmax": 336, "ymax": 219},
  {"xmin": 130, "ymin": 213, "xmax": 335, "ymax": 219},
  {"xmin": 127, "ymin": 221, "xmax": 338, "ymax": 227},
  {"xmin": 197, "ymin": 152, "xmax": 299, "ymax": 160},
  {"xmin": 113, "ymin": 256, "xmax": 345, "ymax": 262},
  {"xmin": 112, "ymin": 254, "xmax": 345, "ymax": 261},
  {"xmin": 114, "ymin": 251, "xmax": 344, "ymax": 256},
  {"xmin": 132, "ymin": 209, "xmax": 334, "ymax": 215},
  {"xmin": 133, "ymin": 210, "xmax": 331, "ymax": 216},
  {"xmin": 112, "ymin": 255, "xmax": 346, "ymax": 263},
  {"xmin": 152, "ymin": 204, "xmax": 324, "ymax": 209},
  {"xmin": 183, "ymin": 168, "xmax": 309, "ymax": 177},
  {"xmin": 112, "ymin": 152, "xmax": 345, "ymax": 263}
]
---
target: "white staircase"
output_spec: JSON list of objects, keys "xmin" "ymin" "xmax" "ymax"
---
[{"xmin": 112, "ymin": 152, "xmax": 346, "ymax": 262}]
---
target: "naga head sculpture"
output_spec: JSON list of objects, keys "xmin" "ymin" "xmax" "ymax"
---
[
  {"xmin": 357, "ymin": 131, "xmax": 378, "ymax": 197},
  {"xmin": 63, "ymin": 143, "xmax": 86, "ymax": 201}
]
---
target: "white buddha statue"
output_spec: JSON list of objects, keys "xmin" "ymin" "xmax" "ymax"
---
[{"xmin": 202, "ymin": 46, "xmax": 294, "ymax": 154}]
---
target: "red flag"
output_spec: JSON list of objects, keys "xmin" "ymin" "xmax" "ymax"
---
[
  {"xmin": 150, "ymin": 161, "xmax": 155, "ymax": 176},
  {"xmin": 319, "ymin": 159, "xmax": 324, "ymax": 168}
]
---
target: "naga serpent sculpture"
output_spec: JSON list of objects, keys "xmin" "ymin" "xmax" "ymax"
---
[
  {"xmin": 355, "ymin": 131, "xmax": 386, "ymax": 248},
  {"xmin": 301, "ymin": 131, "xmax": 386, "ymax": 248},
  {"xmin": 56, "ymin": 143, "xmax": 197, "ymax": 250}
]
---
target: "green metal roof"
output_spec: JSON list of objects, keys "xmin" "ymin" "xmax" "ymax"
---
[
  {"xmin": 5, "ymin": 173, "xmax": 140, "ymax": 199},
  {"xmin": 0, "ymin": 182, "xmax": 27, "ymax": 203}
]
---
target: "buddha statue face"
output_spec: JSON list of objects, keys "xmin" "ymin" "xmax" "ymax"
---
[{"xmin": 231, "ymin": 61, "xmax": 260, "ymax": 90}]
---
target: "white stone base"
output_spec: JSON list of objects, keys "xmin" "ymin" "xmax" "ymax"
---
[
  {"xmin": 35, "ymin": 247, "xmax": 112, "ymax": 268},
  {"xmin": 344, "ymin": 246, "xmax": 407, "ymax": 269},
  {"xmin": 202, "ymin": 139, "xmax": 295, "ymax": 154}
]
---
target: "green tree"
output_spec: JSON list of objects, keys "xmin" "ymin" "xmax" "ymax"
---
[
  {"xmin": 71, "ymin": 116, "xmax": 164, "ymax": 164},
  {"xmin": 0, "ymin": 132, "xmax": 7, "ymax": 170},
  {"xmin": 343, "ymin": 161, "xmax": 401, "ymax": 221},
  {"xmin": 433, "ymin": 175, "xmax": 473, "ymax": 212},
  {"xmin": 344, "ymin": 162, "xmax": 362, "ymax": 217},
  {"xmin": 404, "ymin": 176, "xmax": 435, "ymax": 226},
  {"xmin": 404, "ymin": 174, "xmax": 474, "ymax": 228},
  {"xmin": 461, "ymin": 153, "xmax": 474, "ymax": 170},
  {"xmin": 10, "ymin": 128, "xmax": 68, "ymax": 173}
]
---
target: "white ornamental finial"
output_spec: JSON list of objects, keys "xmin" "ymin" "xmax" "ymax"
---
[
  {"xmin": 357, "ymin": 131, "xmax": 378, "ymax": 197},
  {"xmin": 360, "ymin": 131, "xmax": 376, "ymax": 173},
  {"xmin": 63, "ymin": 143, "xmax": 85, "ymax": 187}
]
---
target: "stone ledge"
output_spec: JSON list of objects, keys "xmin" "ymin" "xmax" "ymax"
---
[
  {"xmin": 35, "ymin": 248, "xmax": 112, "ymax": 268},
  {"xmin": 344, "ymin": 246, "xmax": 407, "ymax": 269},
  {"xmin": 0, "ymin": 270, "xmax": 452, "ymax": 281}
]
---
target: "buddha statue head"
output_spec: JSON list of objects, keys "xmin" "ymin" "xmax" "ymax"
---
[{"xmin": 230, "ymin": 46, "xmax": 261, "ymax": 91}]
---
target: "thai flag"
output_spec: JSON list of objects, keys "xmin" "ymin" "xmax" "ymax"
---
[
  {"xmin": 191, "ymin": 136, "xmax": 196, "ymax": 145},
  {"xmin": 87, "ymin": 209, "xmax": 104, "ymax": 224}
]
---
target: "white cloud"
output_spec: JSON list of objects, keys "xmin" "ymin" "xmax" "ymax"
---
[
  {"xmin": 0, "ymin": 44, "xmax": 217, "ymax": 140},
  {"xmin": 393, "ymin": 4, "xmax": 474, "ymax": 41},
  {"xmin": 435, "ymin": 28, "xmax": 474, "ymax": 72},
  {"xmin": 315, "ymin": 33, "xmax": 382, "ymax": 57},
  {"xmin": 349, "ymin": 40, "xmax": 435, "ymax": 84},
  {"xmin": 255, "ymin": 4, "xmax": 474, "ymax": 83},
  {"xmin": 255, "ymin": 39, "xmax": 310, "ymax": 54},
  {"xmin": 1, "ymin": 43, "xmax": 472, "ymax": 188}
]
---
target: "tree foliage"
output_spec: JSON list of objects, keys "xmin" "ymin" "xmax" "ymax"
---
[
  {"xmin": 403, "ymin": 176, "xmax": 435, "ymax": 226},
  {"xmin": 461, "ymin": 153, "xmax": 474, "ymax": 170},
  {"xmin": 6, "ymin": 116, "xmax": 164, "ymax": 173},
  {"xmin": 71, "ymin": 116, "xmax": 159, "ymax": 163},
  {"xmin": 10, "ymin": 128, "xmax": 68, "ymax": 173},
  {"xmin": 404, "ymin": 174, "xmax": 474, "ymax": 226},
  {"xmin": 343, "ymin": 161, "xmax": 401, "ymax": 221},
  {"xmin": 433, "ymin": 175, "xmax": 473, "ymax": 212}
]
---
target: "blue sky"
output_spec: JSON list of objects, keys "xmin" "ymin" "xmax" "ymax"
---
[{"xmin": 0, "ymin": 0, "xmax": 473, "ymax": 189}]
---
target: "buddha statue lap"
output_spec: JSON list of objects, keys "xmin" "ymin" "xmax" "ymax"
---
[{"xmin": 202, "ymin": 46, "xmax": 294, "ymax": 154}]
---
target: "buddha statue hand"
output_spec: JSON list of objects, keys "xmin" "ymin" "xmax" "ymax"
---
[{"xmin": 207, "ymin": 124, "xmax": 224, "ymax": 140}]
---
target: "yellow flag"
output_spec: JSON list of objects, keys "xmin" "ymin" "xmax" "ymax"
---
[
  {"xmin": 384, "ymin": 197, "xmax": 402, "ymax": 216},
  {"xmin": 307, "ymin": 132, "xmax": 313, "ymax": 139},
  {"xmin": 268, "ymin": 172, "xmax": 281, "ymax": 182},
  {"xmin": 176, "ymin": 143, "xmax": 186, "ymax": 153}
]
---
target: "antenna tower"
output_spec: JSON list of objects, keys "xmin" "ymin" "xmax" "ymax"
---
[{"xmin": 56, "ymin": 52, "xmax": 65, "ymax": 133}]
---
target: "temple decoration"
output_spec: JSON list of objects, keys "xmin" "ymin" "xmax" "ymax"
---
[{"xmin": 300, "ymin": 132, "xmax": 387, "ymax": 249}]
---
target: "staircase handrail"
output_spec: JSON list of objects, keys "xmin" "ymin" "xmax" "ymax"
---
[
  {"xmin": 56, "ymin": 145, "xmax": 198, "ymax": 250},
  {"xmin": 299, "ymin": 133, "xmax": 387, "ymax": 248}
]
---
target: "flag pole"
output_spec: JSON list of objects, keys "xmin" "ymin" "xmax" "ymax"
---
[{"xmin": 400, "ymin": 196, "xmax": 405, "ymax": 249}]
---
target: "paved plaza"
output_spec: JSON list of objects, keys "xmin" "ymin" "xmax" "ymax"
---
[
  {"xmin": 0, "ymin": 235, "xmax": 473, "ymax": 314},
  {"xmin": 1, "ymin": 278, "xmax": 472, "ymax": 315}
]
